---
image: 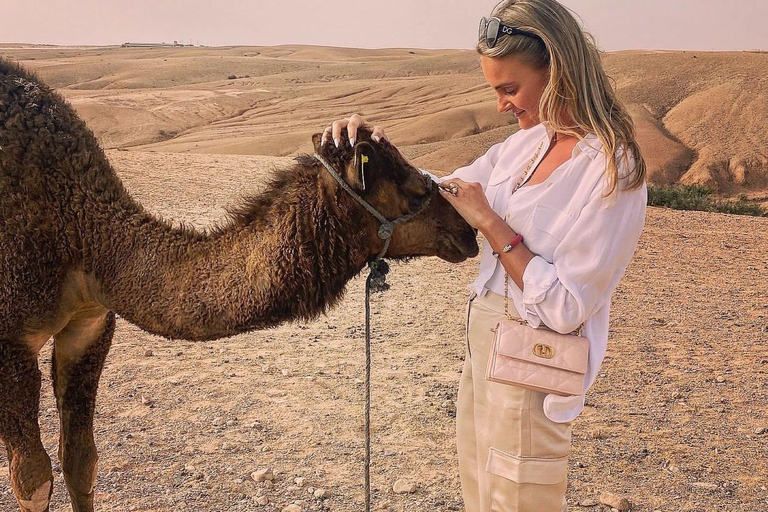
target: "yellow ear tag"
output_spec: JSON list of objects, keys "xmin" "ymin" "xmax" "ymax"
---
[{"xmin": 361, "ymin": 154, "xmax": 369, "ymax": 190}]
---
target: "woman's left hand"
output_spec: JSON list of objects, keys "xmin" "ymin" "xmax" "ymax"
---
[{"xmin": 439, "ymin": 178, "xmax": 499, "ymax": 230}]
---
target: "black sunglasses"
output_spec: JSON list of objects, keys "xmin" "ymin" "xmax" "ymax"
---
[{"xmin": 479, "ymin": 16, "xmax": 538, "ymax": 48}]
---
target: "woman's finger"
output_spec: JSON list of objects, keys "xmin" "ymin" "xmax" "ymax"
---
[
  {"xmin": 371, "ymin": 126, "xmax": 389, "ymax": 143},
  {"xmin": 347, "ymin": 114, "xmax": 366, "ymax": 144},
  {"xmin": 438, "ymin": 187, "xmax": 458, "ymax": 203},
  {"xmin": 331, "ymin": 119, "xmax": 349, "ymax": 148},
  {"xmin": 321, "ymin": 127, "xmax": 332, "ymax": 146}
]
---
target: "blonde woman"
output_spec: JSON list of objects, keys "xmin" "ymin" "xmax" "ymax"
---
[{"xmin": 324, "ymin": 0, "xmax": 646, "ymax": 509}]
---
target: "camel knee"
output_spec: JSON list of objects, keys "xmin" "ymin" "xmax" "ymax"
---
[
  {"xmin": 8, "ymin": 450, "xmax": 53, "ymax": 512},
  {"xmin": 16, "ymin": 480, "xmax": 53, "ymax": 512}
]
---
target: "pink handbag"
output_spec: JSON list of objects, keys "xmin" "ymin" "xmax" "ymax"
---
[
  {"xmin": 484, "ymin": 138, "xmax": 590, "ymax": 397},
  {"xmin": 486, "ymin": 316, "xmax": 590, "ymax": 397}
]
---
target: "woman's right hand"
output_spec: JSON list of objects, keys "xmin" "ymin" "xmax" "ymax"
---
[{"xmin": 321, "ymin": 114, "xmax": 389, "ymax": 148}]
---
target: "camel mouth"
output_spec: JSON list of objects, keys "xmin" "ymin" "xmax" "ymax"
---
[{"xmin": 440, "ymin": 234, "xmax": 479, "ymax": 263}]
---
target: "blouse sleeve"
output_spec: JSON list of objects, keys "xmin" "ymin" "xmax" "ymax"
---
[
  {"xmin": 520, "ymin": 177, "xmax": 647, "ymax": 334},
  {"xmin": 421, "ymin": 140, "xmax": 505, "ymax": 189}
]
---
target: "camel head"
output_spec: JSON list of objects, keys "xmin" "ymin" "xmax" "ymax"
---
[{"xmin": 312, "ymin": 128, "xmax": 479, "ymax": 263}]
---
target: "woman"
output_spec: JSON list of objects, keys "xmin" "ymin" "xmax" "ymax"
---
[{"xmin": 324, "ymin": 1, "xmax": 646, "ymax": 510}]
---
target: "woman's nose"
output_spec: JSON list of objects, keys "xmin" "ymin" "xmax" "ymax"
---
[{"xmin": 497, "ymin": 96, "xmax": 511, "ymax": 113}]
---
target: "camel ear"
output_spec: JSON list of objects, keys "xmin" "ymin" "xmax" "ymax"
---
[
  {"xmin": 312, "ymin": 133, "xmax": 324, "ymax": 153},
  {"xmin": 347, "ymin": 141, "xmax": 377, "ymax": 193}
]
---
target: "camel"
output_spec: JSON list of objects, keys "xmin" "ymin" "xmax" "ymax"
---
[{"xmin": 0, "ymin": 58, "xmax": 479, "ymax": 512}]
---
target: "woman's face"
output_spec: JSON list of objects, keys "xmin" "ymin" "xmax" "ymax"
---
[{"xmin": 481, "ymin": 53, "xmax": 549, "ymax": 130}]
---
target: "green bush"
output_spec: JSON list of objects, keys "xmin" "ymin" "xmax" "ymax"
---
[{"xmin": 647, "ymin": 185, "xmax": 766, "ymax": 217}]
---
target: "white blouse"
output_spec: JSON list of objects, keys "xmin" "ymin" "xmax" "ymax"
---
[{"xmin": 437, "ymin": 122, "xmax": 647, "ymax": 423}]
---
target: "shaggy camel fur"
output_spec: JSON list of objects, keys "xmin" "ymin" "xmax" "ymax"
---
[{"xmin": 0, "ymin": 58, "xmax": 479, "ymax": 512}]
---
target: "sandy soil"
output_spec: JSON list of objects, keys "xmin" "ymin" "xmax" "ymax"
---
[{"xmin": 0, "ymin": 46, "xmax": 766, "ymax": 512}]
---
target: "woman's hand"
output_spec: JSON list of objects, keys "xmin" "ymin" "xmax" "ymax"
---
[
  {"xmin": 438, "ymin": 178, "xmax": 499, "ymax": 231},
  {"xmin": 322, "ymin": 114, "xmax": 389, "ymax": 147}
]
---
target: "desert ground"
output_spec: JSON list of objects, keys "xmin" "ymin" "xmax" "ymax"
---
[{"xmin": 0, "ymin": 45, "xmax": 766, "ymax": 512}]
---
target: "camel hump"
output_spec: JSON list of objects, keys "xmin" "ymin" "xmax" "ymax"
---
[
  {"xmin": 0, "ymin": 57, "xmax": 54, "ymax": 109},
  {"xmin": 0, "ymin": 58, "xmax": 111, "ymax": 183}
]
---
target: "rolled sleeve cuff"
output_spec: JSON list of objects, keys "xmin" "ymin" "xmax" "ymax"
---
[{"xmin": 521, "ymin": 255, "xmax": 558, "ymax": 325}]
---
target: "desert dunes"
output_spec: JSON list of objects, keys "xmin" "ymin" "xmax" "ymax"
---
[
  {"xmin": 3, "ymin": 44, "xmax": 767, "ymax": 195},
  {"xmin": 0, "ymin": 45, "xmax": 766, "ymax": 512}
]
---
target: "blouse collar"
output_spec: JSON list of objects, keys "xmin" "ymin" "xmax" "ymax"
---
[{"xmin": 542, "ymin": 122, "xmax": 601, "ymax": 160}]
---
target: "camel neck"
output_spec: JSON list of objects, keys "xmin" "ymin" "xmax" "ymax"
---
[{"xmin": 92, "ymin": 163, "xmax": 370, "ymax": 341}]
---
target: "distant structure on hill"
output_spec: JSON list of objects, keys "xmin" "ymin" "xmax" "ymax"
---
[{"xmin": 121, "ymin": 41, "xmax": 196, "ymax": 48}]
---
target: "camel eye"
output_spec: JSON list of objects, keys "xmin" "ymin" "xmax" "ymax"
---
[{"xmin": 407, "ymin": 187, "xmax": 431, "ymax": 211}]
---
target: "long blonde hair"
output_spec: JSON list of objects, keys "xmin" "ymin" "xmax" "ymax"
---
[{"xmin": 478, "ymin": 0, "xmax": 645, "ymax": 195}]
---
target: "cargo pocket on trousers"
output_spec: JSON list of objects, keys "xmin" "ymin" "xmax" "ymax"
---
[{"xmin": 486, "ymin": 447, "xmax": 568, "ymax": 512}]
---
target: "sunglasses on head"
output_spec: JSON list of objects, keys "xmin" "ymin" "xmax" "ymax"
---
[{"xmin": 479, "ymin": 16, "xmax": 538, "ymax": 48}]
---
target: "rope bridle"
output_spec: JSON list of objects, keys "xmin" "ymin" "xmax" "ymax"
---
[
  {"xmin": 314, "ymin": 151, "xmax": 435, "ymax": 511},
  {"xmin": 314, "ymin": 152, "xmax": 433, "ymax": 261}
]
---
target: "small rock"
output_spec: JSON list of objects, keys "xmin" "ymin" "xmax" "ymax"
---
[
  {"xmin": 140, "ymin": 395, "xmax": 152, "ymax": 406},
  {"xmin": 282, "ymin": 369, "xmax": 293, "ymax": 377},
  {"xmin": 313, "ymin": 488, "xmax": 328, "ymax": 499},
  {"xmin": 716, "ymin": 375, "xmax": 726, "ymax": 383},
  {"xmin": 226, "ymin": 419, "xmax": 237, "ymax": 427},
  {"xmin": 754, "ymin": 427, "xmax": 766, "ymax": 435},
  {"xmin": 691, "ymin": 482, "xmax": 719, "ymax": 490},
  {"xmin": 212, "ymin": 417, "xmax": 225, "ymax": 426},
  {"xmin": 393, "ymin": 479, "xmax": 417, "ymax": 494},
  {"xmin": 599, "ymin": 491, "xmax": 631, "ymax": 511},
  {"xmin": 251, "ymin": 468, "xmax": 275, "ymax": 482},
  {"xmin": 295, "ymin": 477, "xmax": 306, "ymax": 487},
  {"xmin": 264, "ymin": 480, "xmax": 274, "ymax": 489},
  {"xmin": 253, "ymin": 495, "xmax": 269, "ymax": 506},
  {"xmin": 307, "ymin": 486, "xmax": 315, "ymax": 495},
  {"xmin": 578, "ymin": 498, "xmax": 599, "ymax": 507},
  {"xmin": 282, "ymin": 505, "xmax": 302, "ymax": 512},
  {"xmin": 144, "ymin": 349, "xmax": 153, "ymax": 357},
  {"xmin": 287, "ymin": 485, "xmax": 300, "ymax": 492}
]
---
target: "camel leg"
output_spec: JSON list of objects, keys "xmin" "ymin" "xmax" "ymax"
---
[
  {"xmin": 52, "ymin": 310, "xmax": 114, "ymax": 512},
  {"xmin": 0, "ymin": 340, "xmax": 54, "ymax": 512}
]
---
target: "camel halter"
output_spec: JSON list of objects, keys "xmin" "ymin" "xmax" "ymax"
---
[
  {"xmin": 314, "ymin": 152, "xmax": 433, "ymax": 261},
  {"xmin": 315, "ymin": 151, "xmax": 436, "ymax": 511}
]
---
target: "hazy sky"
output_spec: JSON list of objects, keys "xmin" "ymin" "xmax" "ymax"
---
[{"xmin": 4, "ymin": 0, "xmax": 767, "ymax": 51}]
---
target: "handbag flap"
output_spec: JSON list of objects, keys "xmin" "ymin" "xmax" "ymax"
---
[{"xmin": 494, "ymin": 321, "xmax": 589, "ymax": 374}]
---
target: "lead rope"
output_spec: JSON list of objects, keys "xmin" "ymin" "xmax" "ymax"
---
[
  {"xmin": 312, "ymin": 151, "xmax": 429, "ymax": 509},
  {"xmin": 364, "ymin": 259, "xmax": 390, "ymax": 512}
]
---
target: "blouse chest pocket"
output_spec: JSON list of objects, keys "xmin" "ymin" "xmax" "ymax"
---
[
  {"xmin": 486, "ymin": 173, "xmax": 512, "ymax": 211},
  {"xmin": 525, "ymin": 203, "xmax": 577, "ymax": 262}
]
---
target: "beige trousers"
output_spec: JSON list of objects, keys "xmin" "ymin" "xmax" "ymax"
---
[{"xmin": 457, "ymin": 292, "xmax": 571, "ymax": 512}]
